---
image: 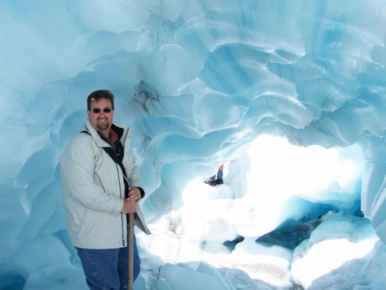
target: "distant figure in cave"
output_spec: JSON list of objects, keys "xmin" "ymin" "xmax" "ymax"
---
[{"xmin": 205, "ymin": 164, "xmax": 224, "ymax": 186}]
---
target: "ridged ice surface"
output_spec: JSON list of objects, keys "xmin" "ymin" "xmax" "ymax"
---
[{"xmin": 2, "ymin": 1, "xmax": 386, "ymax": 289}]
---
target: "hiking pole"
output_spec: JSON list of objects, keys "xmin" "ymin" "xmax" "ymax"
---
[{"xmin": 128, "ymin": 212, "xmax": 134, "ymax": 290}]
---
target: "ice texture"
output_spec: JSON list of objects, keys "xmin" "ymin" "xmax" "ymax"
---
[{"xmin": 2, "ymin": 0, "xmax": 386, "ymax": 289}]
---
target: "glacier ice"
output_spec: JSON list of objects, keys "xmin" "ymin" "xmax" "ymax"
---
[{"xmin": 2, "ymin": 0, "xmax": 386, "ymax": 289}]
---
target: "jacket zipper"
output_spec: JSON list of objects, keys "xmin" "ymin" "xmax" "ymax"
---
[{"xmin": 115, "ymin": 163, "xmax": 125, "ymax": 247}]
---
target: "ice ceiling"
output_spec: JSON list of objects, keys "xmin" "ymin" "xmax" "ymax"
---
[{"xmin": 2, "ymin": 1, "xmax": 386, "ymax": 289}]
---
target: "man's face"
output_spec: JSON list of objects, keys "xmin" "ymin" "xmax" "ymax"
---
[{"xmin": 88, "ymin": 98, "xmax": 114, "ymax": 132}]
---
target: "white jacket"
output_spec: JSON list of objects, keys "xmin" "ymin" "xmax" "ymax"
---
[{"xmin": 60, "ymin": 120, "xmax": 151, "ymax": 249}]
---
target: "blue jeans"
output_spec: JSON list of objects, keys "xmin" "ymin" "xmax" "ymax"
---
[{"xmin": 76, "ymin": 239, "xmax": 141, "ymax": 290}]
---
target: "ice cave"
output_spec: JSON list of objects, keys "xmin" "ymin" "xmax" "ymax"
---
[{"xmin": 1, "ymin": 1, "xmax": 386, "ymax": 289}]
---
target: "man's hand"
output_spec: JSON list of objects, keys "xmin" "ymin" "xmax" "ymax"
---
[
  {"xmin": 122, "ymin": 197, "xmax": 137, "ymax": 214},
  {"xmin": 121, "ymin": 187, "xmax": 141, "ymax": 214},
  {"xmin": 128, "ymin": 187, "xmax": 142, "ymax": 202}
]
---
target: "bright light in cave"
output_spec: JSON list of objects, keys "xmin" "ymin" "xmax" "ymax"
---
[
  {"xmin": 139, "ymin": 134, "xmax": 365, "ymax": 287},
  {"xmin": 238, "ymin": 135, "xmax": 363, "ymax": 236}
]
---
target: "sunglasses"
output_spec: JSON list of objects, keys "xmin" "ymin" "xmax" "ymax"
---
[{"xmin": 91, "ymin": 107, "xmax": 112, "ymax": 114}]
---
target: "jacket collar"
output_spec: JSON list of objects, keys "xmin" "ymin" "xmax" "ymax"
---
[{"xmin": 85, "ymin": 120, "xmax": 130, "ymax": 148}]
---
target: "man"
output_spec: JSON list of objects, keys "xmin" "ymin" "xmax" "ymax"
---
[{"xmin": 60, "ymin": 89, "xmax": 151, "ymax": 290}]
